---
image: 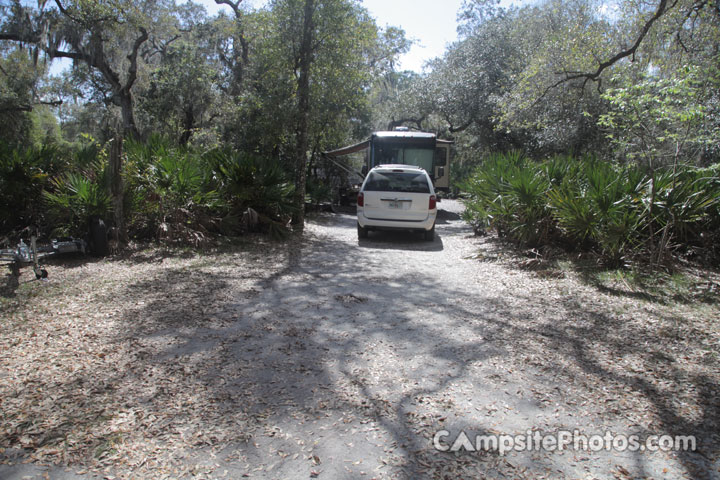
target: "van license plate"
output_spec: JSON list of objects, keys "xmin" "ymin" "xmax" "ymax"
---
[{"xmin": 388, "ymin": 201, "xmax": 401, "ymax": 209}]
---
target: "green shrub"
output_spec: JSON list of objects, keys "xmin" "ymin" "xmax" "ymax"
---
[
  {"xmin": 646, "ymin": 168, "xmax": 718, "ymax": 244},
  {"xmin": 548, "ymin": 158, "xmax": 645, "ymax": 263},
  {"xmin": 462, "ymin": 152, "xmax": 720, "ymax": 266},
  {"xmin": 124, "ymin": 137, "xmax": 222, "ymax": 243},
  {"xmin": 208, "ymin": 149, "xmax": 295, "ymax": 236},
  {"xmin": 306, "ymin": 177, "xmax": 334, "ymax": 206},
  {"xmin": 0, "ymin": 143, "xmax": 67, "ymax": 233},
  {"xmin": 41, "ymin": 140, "xmax": 111, "ymax": 237},
  {"xmin": 461, "ymin": 151, "xmax": 552, "ymax": 246},
  {"xmin": 43, "ymin": 171, "xmax": 111, "ymax": 237},
  {"xmin": 460, "ymin": 151, "xmax": 520, "ymax": 235}
]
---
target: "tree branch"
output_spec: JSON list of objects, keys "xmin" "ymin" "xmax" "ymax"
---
[
  {"xmin": 54, "ymin": 0, "xmax": 118, "ymax": 26},
  {"xmin": 38, "ymin": 99, "xmax": 63, "ymax": 107},
  {"xmin": 46, "ymin": 48, "xmax": 90, "ymax": 63},
  {"xmin": 215, "ymin": 0, "xmax": 243, "ymax": 19},
  {"xmin": 54, "ymin": 0, "xmax": 82, "ymax": 25},
  {"xmin": 560, "ymin": 0, "xmax": 678, "ymax": 86},
  {"xmin": 0, "ymin": 99, "xmax": 63, "ymax": 113},
  {"xmin": 529, "ymin": 0, "xmax": 679, "ymax": 111},
  {"xmin": 0, "ymin": 30, "xmax": 40, "ymax": 43},
  {"xmin": 388, "ymin": 116, "xmax": 426, "ymax": 131},
  {"xmin": 448, "ymin": 119, "xmax": 473, "ymax": 134},
  {"xmin": 124, "ymin": 27, "xmax": 148, "ymax": 94},
  {"xmin": 0, "ymin": 104, "xmax": 33, "ymax": 113}
]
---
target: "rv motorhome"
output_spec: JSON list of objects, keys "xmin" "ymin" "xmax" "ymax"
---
[{"xmin": 324, "ymin": 128, "xmax": 452, "ymax": 193}]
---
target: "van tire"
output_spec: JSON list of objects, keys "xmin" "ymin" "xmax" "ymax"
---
[{"xmin": 357, "ymin": 223, "xmax": 368, "ymax": 239}]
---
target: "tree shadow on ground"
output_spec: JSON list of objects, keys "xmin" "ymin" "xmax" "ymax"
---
[
  {"xmin": 101, "ymin": 238, "xmax": 549, "ymax": 478},
  {"xmin": 106, "ymin": 228, "xmax": 717, "ymax": 478},
  {"xmin": 0, "ymin": 268, "xmax": 21, "ymax": 298},
  {"xmin": 475, "ymin": 233, "xmax": 720, "ymax": 307},
  {"xmin": 2, "ymin": 212, "xmax": 717, "ymax": 479},
  {"xmin": 434, "ymin": 207, "xmax": 461, "ymax": 223}
]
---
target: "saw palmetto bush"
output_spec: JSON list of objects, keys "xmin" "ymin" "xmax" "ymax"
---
[
  {"xmin": 702, "ymin": 165, "xmax": 720, "ymax": 259},
  {"xmin": 461, "ymin": 151, "xmax": 520, "ymax": 236},
  {"xmin": 208, "ymin": 149, "xmax": 296, "ymax": 236},
  {"xmin": 0, "ymin": 143, "xmax": 67, "ymax": 234},
  {"xmin": 462, "ymin": 152, "xmax": 720, "ymax": 265},
  {"xmin": 505, "ymin": 166, "xmax": 553, "ymax": 245},
  {"xmin": 43, "ymin": 171, "xmax": 111, "ymax": 237},
  {"xmin": 124, "ymin": 137, "xmax": 223, "ymax": 245},
  {"xmin": 461, "ymin": 151, "xmax": 552, "ymax": 246},
  {"xmin": 42, "ymin": 142, "xmax": 111, "ymax": 237},
  {"xmin": 645, "ymin": 169, "xmax": 719, "ymax": 245},
  {"xmin": 548, "ymin": 159, "xmax": 646, "ymax": 264},
  {"xmin": 119, "ymin": 136, "xmax": 298, "ymax": 244}
]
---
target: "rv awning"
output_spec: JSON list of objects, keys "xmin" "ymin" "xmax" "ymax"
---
[{"xmin": 323, "ymin": 140, "xmax": 370, "ymax": 157}]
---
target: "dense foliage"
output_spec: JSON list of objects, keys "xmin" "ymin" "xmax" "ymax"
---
[
  {"xmin": 1, "ymin": 0, "xmax": 718, "ymax": 269},
  {"xmin": 379, "ymin": 0, "xmax": 719, "ymax": 172},
  {"xmin": 4, "ymin": 135, "xmax": 298, "ymax": 243},
  {"xmin": 462, "ymin": 153, "xmax": 720, "ymax": 265},
  {"xmin": 372, "ymin": 0, "xmax": 719, "ymax": 266},
  {"xmin": 0, "ymin": 0, "xmax": 408, "ymax": 243}
]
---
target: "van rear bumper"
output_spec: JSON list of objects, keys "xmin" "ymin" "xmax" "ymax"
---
[{"xmin": 357, "ymin": 209, "xmax": 436, "ymax": 231}]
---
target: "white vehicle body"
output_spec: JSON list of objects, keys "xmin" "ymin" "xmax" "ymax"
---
[{"xmin": 356, "ymin": 165, "xmax": 437, "ymax": 240}]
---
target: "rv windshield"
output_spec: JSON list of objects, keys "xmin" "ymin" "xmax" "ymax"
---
[{"xmin": 374, "ymin": 144, "xmax": 434, "ymax": 172}]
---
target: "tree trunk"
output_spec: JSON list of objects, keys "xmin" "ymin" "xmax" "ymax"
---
[
  {"xmin": 215, "ymin": 0, "xmax": 250, "ymax": 97},
  {"xmin": 291, "ymin": 0, "xmax": 315, "ymax": 232},
  {"xmin": 180, "ymin": 106, "xmax": 195, "ymax": 146},
  {"xmin": 109, "ymin": 134, "xmax": 127, "ymax": 243},
  {"xmin": 118, "ymin": 93, "xmax": 140, "ymax": 140}
]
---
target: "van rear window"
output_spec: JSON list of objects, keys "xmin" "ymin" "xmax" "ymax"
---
[{"xmin": 364, "ymin": 172, "xmax": 430, "ymax": 193}]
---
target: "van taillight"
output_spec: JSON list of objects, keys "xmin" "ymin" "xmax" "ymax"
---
[
  {"xmin": 357, "ymin": 192, "xmax": 364, "ymax": 207},
  {"xmin": 429, "ymin": 195, "xmax": 436, "ymax": 210}
]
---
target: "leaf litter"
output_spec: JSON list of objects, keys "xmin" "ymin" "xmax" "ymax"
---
[{"xmin": 0, "ymin": 201, "xmax": 718, "ymax": 479}]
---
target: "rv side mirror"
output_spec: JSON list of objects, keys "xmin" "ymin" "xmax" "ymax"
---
[
  {"xmin": 434, "ymin": 148, "xmax": 448, "ymax": 167},
  {"xmin": 361, "ymin": 165, "xmax": 368, "ymax": 176},
  {"xmin": 437, "ymin": 166, "xmax": 445, "ymax": 178}
]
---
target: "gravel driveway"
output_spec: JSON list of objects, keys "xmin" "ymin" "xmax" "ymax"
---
[{"xmin": 1, "ymin": 200, "xmax": 718, "ymax": 479}]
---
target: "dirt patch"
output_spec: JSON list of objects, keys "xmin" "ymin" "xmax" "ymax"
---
[{"xmin": 1, "ymin": 200, "xmax": 718, "ymax": 479}]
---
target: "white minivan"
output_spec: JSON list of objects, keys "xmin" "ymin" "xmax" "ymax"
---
[{"xmin": 356, "ymin": 165, "xmax": 437, "ymax": 241}]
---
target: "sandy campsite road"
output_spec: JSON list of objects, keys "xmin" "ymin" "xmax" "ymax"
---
[{"xmin": 1, "ymin": 200, "xmax": 718, "ymax": 479}]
